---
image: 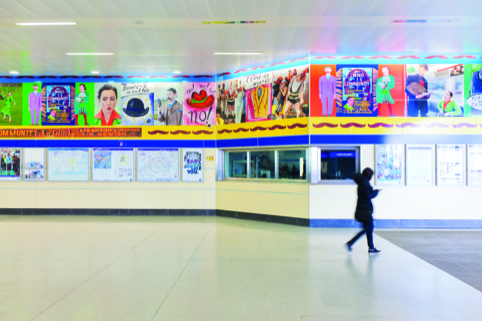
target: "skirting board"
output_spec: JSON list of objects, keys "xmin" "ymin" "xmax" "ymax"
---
[{"xmin": 1, "ymin": 208, "xmax": 481, "ymax": 228}]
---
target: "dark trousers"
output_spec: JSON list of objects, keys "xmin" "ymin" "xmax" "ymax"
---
[{"xmin": 347, "ymin": 220, "xmax": 374, "ymax": 249}]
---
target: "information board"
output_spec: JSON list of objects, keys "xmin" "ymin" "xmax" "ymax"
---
[
  {"xmin": 182, "ymin": 148, "xmax": 203, "ymax": 182},
  {"xmin": 137, "ymin": 148, "xmax": 179, "ymax": 182},
  {"xmin": 0, "ymin": 148, "xmax": 21, "ymax": 181},
  {"xmin": 375, "ymin": 145, "xmax": 404, "ymax": 186},
  {"xmin": 436, "ymin": 144, "xmax": 465, "ymax": 186},
  {"xmin": 406, "ymin": 145, "xmax": 434, "ymax": 186},
  {"xmin": 467, "ymin": 144, "xmax": 482, "ymax": 186},
  {"xmin": 48, "ymin": 148, "xmax": 90, "ymax": 181},
  {"xmin": 23, "ymin": 148, "xmax": 45, "ymax": 182},
  {"xmin": 92, "ymin": 148, "xmax": 134, "ymax": 182}
]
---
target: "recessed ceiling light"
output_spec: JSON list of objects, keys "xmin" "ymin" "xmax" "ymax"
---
[
  {"xmin": 91, "ymin": 71, "xmax": 100, "ymax": 74},
  {"xmin": 173, "ymin": 71, "xmax": 182, "ymax": 74},
  {"xmin": 66, "ymin": 53, "xmax": 114, "ymax": 56},
  {"xmin": 16, "ymin": 22, "xmax": 77, "ymax": 26},
  {"xmin": 9, "ymin": 71, "xmax": 19, "ymax": 75},
  {"xmin": 213, "ymin": 52, "xmax": 263, "ymax": 55}
]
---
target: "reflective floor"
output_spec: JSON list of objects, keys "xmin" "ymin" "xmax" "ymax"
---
[{"xmin": 0, "ymin": 215, "xmax": 481, "ymax": 321}]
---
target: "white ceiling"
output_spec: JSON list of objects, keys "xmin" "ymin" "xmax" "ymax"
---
[{"xmin": 0, "ymin": 0, "xmax": 481, "ymax": 76}]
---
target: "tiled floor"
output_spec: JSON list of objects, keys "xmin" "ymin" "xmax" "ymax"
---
[{"xmin": 0, "ymin": 216, "xmax": 481, "ymax": 321}]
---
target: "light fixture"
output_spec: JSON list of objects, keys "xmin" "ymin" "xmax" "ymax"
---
[
  {"xmin": 213, "ymin": 52, "xmax": 262, "ymax": 55},
  {"xmin": 91, "ymin": 71, "xmax": 100, "ymax": 74},
  {"xmin": 16, "ymin": 22, "xmax": 77, "ymax": 26},
  {"xmin": 9, "ymin": 71, "xmax": 19, "ymax": 75},
  {"xmin": 66, "ymin": 53, "xmax": 114, "ymax": 56},
  {"xmin": 173, "ymin": 71, "xmax": 182, "ymax": 74}
]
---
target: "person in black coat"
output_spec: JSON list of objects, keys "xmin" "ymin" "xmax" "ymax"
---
[{"xmin": 345, "ymin": 167, "xmax": 382, "ymax": 254}]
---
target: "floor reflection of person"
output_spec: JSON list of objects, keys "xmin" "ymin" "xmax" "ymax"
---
[
  {"xmin": 376, "ymin": 66, "xmax": 395, "ymax": 117},
  {"xmin": 437, "ymin": 91, "xmax": 461, "ymax": 117},
  {"xmin": 405, "ymin": 64, "xmax": 430, "ymax": 117}
]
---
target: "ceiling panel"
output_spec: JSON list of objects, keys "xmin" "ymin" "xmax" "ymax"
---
[
  {"xmin": 183, "ymin": 0, "xmax": 211, "ymax": 18},
  {"xmin": 344, "ymin": 0, "xmax": 379, "ymax": 16},
  {"xmin": 38, "ymin": 0, "xmax": 81, "ymax": 18},
  {"xmin": 366, "ymin": 0, "xmax": 401, "ymax": 16},
  {"xmin": 232, "ymin": 0, "xmax": 256, "ymax": 18},
  {"xmin": 207, "ymin": 0, "xmax": 233, "ymax": 18},
  {"xmin": 86, "ymin": 0, "xmax": 123, "ymax": 18},
  {"xmin": 390, "ymin": 0, "xmax": 429, "ymax": 17},
  {"xmin": 255, "ymin": 0, "xmax": 279, "ymax": 18},
  {"xmin": 113, "ymin": 0, "xmax": 145, "ymax": 18},
  {"xmin": 158, "ymin": 0, "xmax": 189, "ymax": 17},
  {"xmin": 61, "ymin": 0, "xmax": 102, "ymax": 18}
]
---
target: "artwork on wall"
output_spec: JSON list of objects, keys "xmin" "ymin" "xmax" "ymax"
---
[
  {"xmin": 375, "ymin": 144, "xmax": 404, "ymax": 186},
  {"xmin": 336, "ymin": 65, "xmax": 377, "ymax": 117},
  {"xmin": 137, "ymin": 148, "xmax": 179, "ymax": 182},
  {"xmin": 0, "ymin": 83, "xmax": 22, "ymax": 125},
  {"xmin": 216, "ymin": 77, "xmax": 246, "ymax": 125},
  {"xmin": 121, "ymin": 83, "xmax": 155, "ymax": 126},
  {"xmin": 467, "ymin": 144, "xmax": 482, "ymax": 186},
  {"xmin": 94, "ymin": 83, "xmax": 123, "ymax": 126},
  {"xmin": 42, "ymin": 84, "xmax": 75, "ymax": 125},
  {"xmin": 310, "ymin": 64, "xmax": 336, "ymax": 117},
  {"xmin": 47, "ymin": 148, "xmax": 90, "ymax": 181},
  {"xmin": 74, "ymin": 83, "xmax": 94, "ymax": 126},
  {"xmin": 0, "ymin": 148, "xmax": 21, "ymax": 181},
  {"xmin": 376, "ymin": 65, "xmax": 405, "ymax": 117},
  {"xmin": 406, "ymin": 145, "xmax": 434, "ymax": 186},
  {"xmin": 464, "ymin": 64, "xmax": 482, "ymax": 117},
  {"xmin": 271, "ymin": 65, "xmax": 310, "ymax": 120},
  {"xmin": 24, "ymin": 82, "xmax": 42, "ymax": 126},
  {"xmin": 436, "ymin": 144, "xmax": 465, "ymax": 186},
  {"xmin": 92, "ymin": 148, "xmax": 135, "ymax": 182},
  {"xmin": 405, "ymin": 64, "xmax": 464, "ymax": 117},
  {"xmin": 182, "ymin": 148, "xmax": 203, "ymax": 182},
  {"xmin": 23, "ymin": 148, "xmax": 45, "ymax": 181},
  {"xmin": 183, "ymin": 82, "xmax": 216, "ymax": 126},
  {"xmin": 153, "ymin": 82, "xmax": 184, "ymax": 126}
]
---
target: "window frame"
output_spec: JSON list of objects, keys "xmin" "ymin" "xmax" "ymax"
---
[{"xmin": 316, "ymin": 145, "xmax": 360, "ymax": 185}]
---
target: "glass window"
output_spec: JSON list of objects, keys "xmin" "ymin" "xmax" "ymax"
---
[
  {"xmin": 278, "ymin": 150, "xmax": 306, "ymax": 180},
  {"xmin": 320, "ymin": 149, "xmax": 358, "ymax": 181},
  {"xmin": 250, "ymin": 151, "xmax": 275, "ymax": 179},
  {"xmin": 225, "ymin": 152, "xmax": 248, "ymax": 178}
]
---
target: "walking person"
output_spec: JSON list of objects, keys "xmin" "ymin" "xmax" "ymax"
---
[{"xmin": 346, "ymin": 167, "xmax": 382, "ymax": 254}]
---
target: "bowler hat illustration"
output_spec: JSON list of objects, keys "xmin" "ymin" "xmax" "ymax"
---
[{"xmin": 123, "ymin": 98, "xmax": 149, "ymax": 117}]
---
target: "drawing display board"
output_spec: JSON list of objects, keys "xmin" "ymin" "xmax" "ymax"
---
[
  {"xmin": 182, "ymin": 148, "xmax": 203, "ymax": 182},
  {"xmin": 92, "ymin": 148, "xmax": 134, "ymax": 182},
  {"xmin": 406, "ymin": 145, "xmax": 434, "ymax": 186},
  {"xmin": 0, "ymin": 148, "xmax": 21, "ymax": 181},
  {"xmin": 467, "ymin": 144, "xmax": 482, "ymax": 186},
  {"xmin": 436, "ymin": 144, "xmax": 465, "ymax": 186},
  {"xmin": 137, "ymin": 148, "xmax": 179, "ymax": 182},
  {"xmin": 375, "ymin": 144, "xmax": 404, "ymax": 186},
  {"xmin": 48, "ymin": 148, "xmax": 90, "ymax": 181},
  {"xmin": 23, "ymin": 148, "xmax": 45, "ymax": 181}
]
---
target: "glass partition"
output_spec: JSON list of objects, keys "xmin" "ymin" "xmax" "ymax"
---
[{"xmin": 278, "ymin": 150, "xmax": 306, "ymax": 180}]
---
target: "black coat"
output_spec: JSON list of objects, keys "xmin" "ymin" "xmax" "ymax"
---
[{"xmin": 354, "ymin": 173, "xmax": 379, "ymax": 222}]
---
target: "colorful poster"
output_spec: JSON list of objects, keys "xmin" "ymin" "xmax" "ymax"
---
[
  {"xmin": 182, "ymin": 148, "xmax": 203, "ymax": 182},
  {"xmin": 42, "ymin": 84, "xmax": 75, "ymax": 125},
  {"xmin": 310, "ymin": 64, "xmax": 336, "ymax": 117},
  {"xmin": 467, "ymin": 144, "xmax": 482, "ymax": 186},
  {"xmin": 137, "ymin": 148, "xmax": 179, "ymax": 182},
  {"xmin": 74, "ymin": 83, "xmax": 95, "ymax": 126},
  {"xmin": 246, "ymin": 84, "xmax": 272, "ymax": 122},
  {"xmin": 463, "ymin": 64, "xmax": 482, "ymax": 117},
  {"xmin": 92, "ymin": 148, "xmax": 134, "ymax": 182},
  {"xmin": 375, "ymin": 144, "xmax": 404, "ymax": 186},
  {"xmin": 336, "ymin": 65, "xmax": 376, "ymax": 117},
  {"xmin": 0, "ymin": 83, "xmax": 22, "ymax": 125},
  {"xmin": 120, "ymin": 83, "xmax": 154, "ymax": 126},
  {"xmin": 0, "ymin": 148, "xmax": 21, "ymax": 181},
  {"xmin": 94, "ymin": 83, "xmax": 122, "ymax": 126},
  {"xmin": 48, "ymin": 148, "xmax": 90, "ymax": 181},
  {"xmin": 22, "ymin": 82, "xmax": 42, "ymax": 126},
  {"xmin": 216, "ymin": 78, "xmax": 245, "ymax": 125},
  {"xmin": 406, "ymin": 145, "xmax": 434, "ymax": 186},
  {"xmin": 405, "ymin": 64, "xmax": 464, "ymax": 117},
  {"xmin": 23, "ymin": 148, "xmax": 45, "ymax": 182},
  {"xmin": 376, "ymin": 65, "xmax": 405, "ymax": 117},
  {"xmin": 153, "ymin": 83, "xmax": 183, "ymax": 126},
  {"xmin": 183, "ymin": 82, "xmax": 216, "ymax": 126},
  {"xmin": 271, "ymin": 65, "xmax": 309, "ymax": 120},
  {"xmin": 436, "ymin": 144, "xmax": 465, "ymax": 186}
]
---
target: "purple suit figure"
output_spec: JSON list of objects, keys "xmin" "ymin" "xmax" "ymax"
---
[
  {"xmin": 28, "ymin": 84, "xmax": 42, "ymax": 125},
  {"xmin": 319, "ymin": 66, "xmax": 336, "ymax": 116}
]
